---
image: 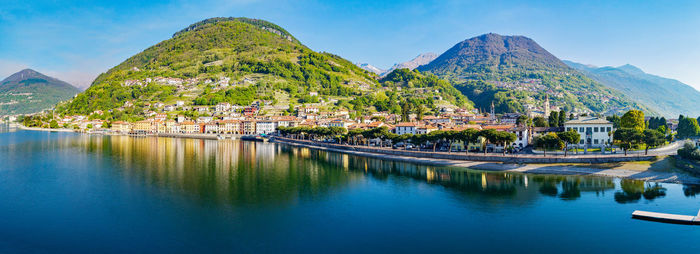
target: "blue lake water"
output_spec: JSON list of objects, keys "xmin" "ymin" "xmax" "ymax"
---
[{"xmin": 0, "ymin": 128, "xmax": 699, "ymax": 253}]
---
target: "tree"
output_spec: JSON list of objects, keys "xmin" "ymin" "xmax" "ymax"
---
[
  {"xmin": 516, "ymin": 115, "xmax": 531, "ymax": 127},
  {"xmin": 676, "ymin": 116, "xmax": 700, "ymax": 139},
  {"xmin": 548, "ymin": 111, "xmax": 559, "ymax": 127},
  {"xmin": 415, "ymin": 105, "xmax": 425, "ymax": 121},
  {"xmin": 478, "ymin": 129, "xmax": 498, "ymax": 154},
  {"xmin": 642, "ymin": 129, "xmax": 665, "ymax": 155},
  {"xmin": 400, "ymin": 101, "xmax": 411, "ymax": 122},
  {"xmin": 557, "ymin": 130, "xmax": 581, "ymax": 157},
  {"xmin": 495, "ymin": 131, "xmax": 517, "ymax": 155},
  {"xmin": 558, "ymin": 110, "xmax": 567, "ymax": 127},
  {"xmin": 606, "ymin": 115, "xmax": 621, "ymax": 128},
  {"xmin": 533, "ymin": 116, "xmax": 548, "ymax": 127},
  {"xmin": 456, "ymin": 128, "xmax": 479, "ymax": 154},
  {"xmin": 614, "ymin": 128, "xmax": 643, "ymax": 156},
  {"xmin": 534, "ymin": 133, "xmax": 563, "ymax": 157},
  {"xmin": 620, "ymin": 110, "xmax": 645, "ymax": 132},
  {"xmin": 49, "ymin": 120, "xmax": 59, "ymax": 129}
]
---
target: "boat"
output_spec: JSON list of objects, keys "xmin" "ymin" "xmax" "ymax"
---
[{"xmin": 632, "ymin": 210, "xmax": 700, "ymax": 225}]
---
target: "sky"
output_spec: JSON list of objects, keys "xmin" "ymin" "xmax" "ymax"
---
[{"xmin": 2, "ymin": 0, "xmax": 700, "ymax": 90}]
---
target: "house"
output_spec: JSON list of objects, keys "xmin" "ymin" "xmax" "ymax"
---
[
  {"xmin": 243, "ymin": 107, "xmax": 257, "ymax": 116},
  {"xmin": 509, "ymin": 126, "xmax": 530, "ymax": 148},
  {"xmin": 393, "ymin": 122, "xmax": 419, "ymax": 135},
  {"xmin": 216, "ymin": 102, "xmax": 232, "ymax": 112},
  {"xmin": 328, "ymin": 119, "xmax": 355, "ymax": 129},
  {"xmin": 416, "ymin": 125, "xmax": 438, "ymax": 134},
  {"xmin": 564, "ymin": 117, "xmax": 614, "ymax": 148}
]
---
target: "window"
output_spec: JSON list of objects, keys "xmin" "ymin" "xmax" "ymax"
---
[
  {"xmin": 586, "ymin": 127, "xmax": 592, "ymax": 133},
  {"xmin": 580, "ymin": 140, "xmax": 584, "ymax": 144},
  {"xmin": 594, "ymin": 139, "xmax": 599, "ymax": 144},
  {"xmin": 567, "ymin": 127, "xmax": 571, "ymax": 131},
  {"xmin": 580, "ymin": 127, "xmax": 584, "ymax": 132},
  {"xmin": 607, "ymin": 127, "xmax": 611, "ymax": 132},
  {"xmin": 594, "ymin": 127, "xmax": 599, "ymax": 132}
]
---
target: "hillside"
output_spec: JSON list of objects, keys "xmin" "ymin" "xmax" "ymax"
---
[
  {"xmin": 417, "ymin": 33, "xmax": 651, "ymax": 115},
  {"xmin": 57, "ymin": 17, "xmax": 464, "ymax": 120},
  {"xmin": 564, "ymin": 61, "xmax": 700, "ymax": 118},
  {"xmin": 0, "ymin": 69, "xmax": 79, "ymax": 115}
]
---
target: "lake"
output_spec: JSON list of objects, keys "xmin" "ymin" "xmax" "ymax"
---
[{"xmin": 0, "ymin": 128, "xmax": 699, "ymax": 253}]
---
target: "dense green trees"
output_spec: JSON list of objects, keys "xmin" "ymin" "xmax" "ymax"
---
[
  {"xmin": 620, "ymin": 110, "xmax": 645, "ymax": 132},
  {"xmin": 556, "ymin": 130, "xmax": 581, "ymax": 157},
  {"xmin": 533, "ymin": 133, "xmax": 564, "ymax": 156},
  {"xmin": 642, "ymin": 129, "xmax": 666, "ymax": 155},
  {"xmin": 613, "ymin": 128, "xmax": 644, "ymax": 156},
  {"xmin": 548, "ymin": 111, "xmax": 559, "ymax": 127},
  {"xmin": 278, "ymin": 126, "xmax": 517, "ymax": 154},
  {"xmin": 533, "ymin": 116, "xmax": 548, "ymax": 127},
  {"xmin": 676, "ymin": 115, "xmax": 700, "ymax": 139}
]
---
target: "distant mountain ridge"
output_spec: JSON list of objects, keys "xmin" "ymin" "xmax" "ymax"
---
[
  {"xmin": 383, "ymin": 53, "xmax": 438, "ymax": 75},
  {"xmin": 356, "ymin": 52, "xmax": 438, "ymax": 76},
  {"xmin": 416, "ymin": 33, "xmax": 650, "ymax": 115},
  {"xmin": 0, "ymin": 69, "xmax": 79, "ymax": 115},
  {"xmin": 565, "ymin": 60, "xmax": 700, "ymax": 118}
]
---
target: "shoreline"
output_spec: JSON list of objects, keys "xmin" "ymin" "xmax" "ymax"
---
[
  {"xmin": 273, "ymin": 137, "xmax": 700, "ymax": 185},
  {"xmin": 13, "ymin": 126, "xmax": 700, "ymax": 185}
]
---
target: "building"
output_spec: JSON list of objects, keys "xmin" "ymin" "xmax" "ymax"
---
[
  {"xmin": 256, "ymin": 120, "xmax": 276, "ymax": 134},
  {"xmin": 393, "ymin": 122, "xmax": 419, "ymax": 135},
  {"xmin": 564, "ymin": 117, "xmax": 614, "ymax": 148},
  {"xmin": 111, "ymin": 121, "xmax": 132, "ymax": 133},
  {"xmin": 181, "ymin": 121, "xmax": 199, "ymax": 133}
]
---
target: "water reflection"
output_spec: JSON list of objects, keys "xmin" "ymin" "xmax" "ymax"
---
[{"xmin": 10, "ymin": 133, "xmax": 692, "ymax": 206}]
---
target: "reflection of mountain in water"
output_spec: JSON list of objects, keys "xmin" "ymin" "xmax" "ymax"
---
[{"xmin": 59, "ymin": 135, "xmax": 678, "ymax": 207}]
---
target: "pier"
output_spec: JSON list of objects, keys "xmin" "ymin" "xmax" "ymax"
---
[{"xmin": 632, "ymin": 210, "xmax": 700, "ymax": 225}]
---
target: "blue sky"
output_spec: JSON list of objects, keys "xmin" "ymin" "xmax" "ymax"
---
[{"xmin": 2, "ymin": 0, "xmax": 700, "ymax": 90}]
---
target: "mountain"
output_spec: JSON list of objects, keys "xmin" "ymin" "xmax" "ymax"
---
[
  {"xmin": 417, "ymin": 33, "xmax": 651, "ymax": 115},
  {"xmin": 565, "ymin": 60, "xmax": 700, "ymax": 118},
  {"xmin": 356, "ymin": 63, "xmax": 385, "ymax": 75},
  {"xmin": 58, "ymin": 17, "xmax": 466, "ymax": 119},
  {"xmin": 383, "ymin": 53, "xmax": 438, "ymax": 75},
  {"xmin": 0, "ymin": 69, "xmax": 80, "ymax": 115}
]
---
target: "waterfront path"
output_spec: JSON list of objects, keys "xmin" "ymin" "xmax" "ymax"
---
[{"xmin": 273, "ymin": 137, "xmax": 662, "ymax": 163}]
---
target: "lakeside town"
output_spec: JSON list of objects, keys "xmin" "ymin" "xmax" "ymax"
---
[{"xmin": 8, "ymin": 92, "xmax": 692, "ymax": 158}]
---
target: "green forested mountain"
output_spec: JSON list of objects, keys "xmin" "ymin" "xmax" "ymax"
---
[
  {"xmin": 0, "ymin": 69, "xmax": 79, "ymax": 115},
  {"xmin": 58, "ymin": 17, "xmax": 380, "ymax": 115},
  {"xmin": 57, "ymin": 17, "xmax": 466, "ymax": 119},
  {"xmin": 417, "ymin": 33, "xmax": 651, "ymax": 115},
  {"xmin": 564, "ymin": 60, "xmax": 700, "ymax": 118}
]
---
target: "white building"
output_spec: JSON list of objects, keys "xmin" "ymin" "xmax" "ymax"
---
[
  {"xmin": 255, "ymin": 120, "xmax": 277, "ymax": 135},
  {"xmin": 509, "ymin": 126, "xmax": 530, "ymax": 148},
  {"xmin": 564, "ymin": 118, "xmax": 614, "ymax": 148},
  {"xmin": 393, "ymin": 122, "xmax": 418, "ymax": 135}
]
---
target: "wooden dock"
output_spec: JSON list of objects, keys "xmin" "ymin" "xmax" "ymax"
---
[{"xmin": 632, "ymin": 210, "xmax": 700, "ymax": 225}]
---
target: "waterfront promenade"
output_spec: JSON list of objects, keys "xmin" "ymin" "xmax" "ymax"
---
[
  {"xmin": 273, "ymin": 137, "xmax": 662, "ymax": 164},
  {"xmin": 272, "ymin": 137, "xmax": 700, "ymax": 184}
]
